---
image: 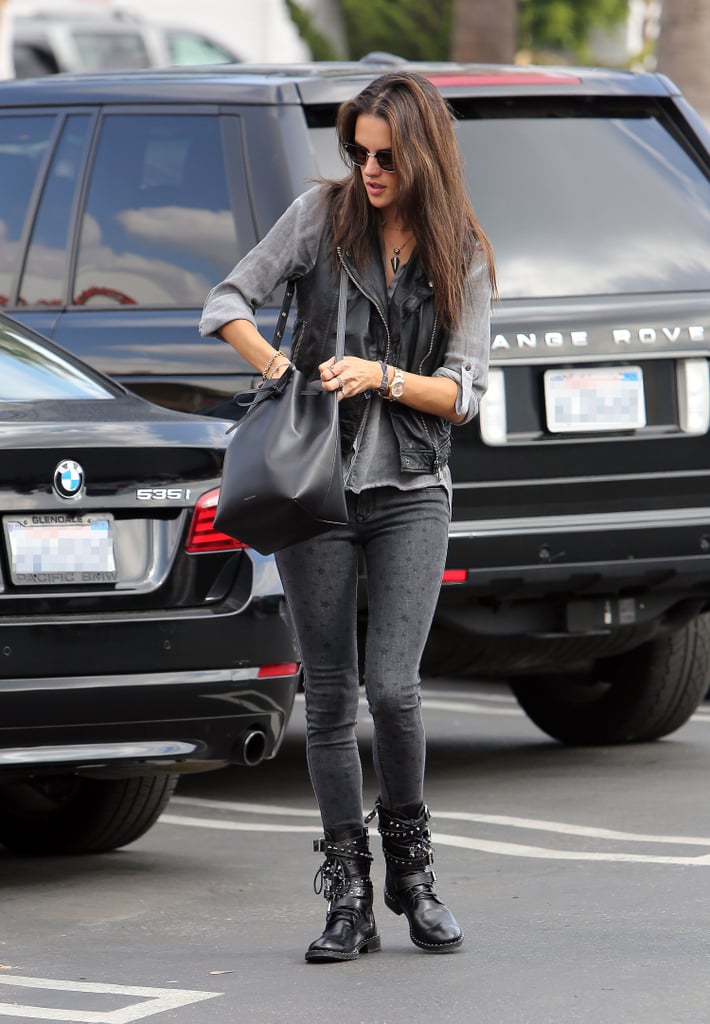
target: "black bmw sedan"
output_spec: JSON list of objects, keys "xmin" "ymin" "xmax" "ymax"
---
[{"xmin": 0, "ymin": 314, "xmax": 300, "ymax": 855}]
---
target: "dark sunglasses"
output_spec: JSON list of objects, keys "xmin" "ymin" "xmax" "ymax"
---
[{"xmin": 343, "ymin": 142, "xmax": 396, "ymax": 173}]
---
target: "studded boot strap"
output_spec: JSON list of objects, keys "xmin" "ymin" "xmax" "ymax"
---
[{"xmin": 312, "ymin": 833, "xmax": 374, "ymax": 904}]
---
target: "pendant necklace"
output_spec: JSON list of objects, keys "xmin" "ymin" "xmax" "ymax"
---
[
  {"xmin": 389, "ymin": 233, "xmax": 413, "ymax": 273},
  {"xmin": 391, "ymin": 235, "xmax": 411, "ymax": 272},
  {"xmin": 382, "ymin": 218, "xmax": 413, "ymax": 274}
]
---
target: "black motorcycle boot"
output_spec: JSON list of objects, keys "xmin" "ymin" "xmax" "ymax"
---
[
  {"xmin": 374, "ymin": 802, "xmax": 464, "ymax": 953},
  {"xmin": 305, "ymin": 825, "xmax": 381, "ymax": 963}
]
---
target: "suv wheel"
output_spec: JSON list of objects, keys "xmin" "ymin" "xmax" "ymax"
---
[
  {"xmin": 0, "ymin": 774, "xmax": 178, "ymax": 855},
  {"xmin": 510, "ymin": 614, "xmax": 710, "ymax": 745}
]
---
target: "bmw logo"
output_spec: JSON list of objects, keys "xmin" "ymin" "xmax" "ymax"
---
[{"xmin": 54, "ymin": 460, "xmax": 85, "ymax": 499}]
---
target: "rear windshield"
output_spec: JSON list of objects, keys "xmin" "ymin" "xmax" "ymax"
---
[
  {"xmin": 0, "ymin": 322, "xmax": 114, "ymax": 401},
  {"xmin": 309, "ymin": 110, "xmax": 710, "ymax": 300}
]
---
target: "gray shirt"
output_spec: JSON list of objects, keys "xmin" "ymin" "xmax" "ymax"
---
[
  {"xmin": 199, "ymin": 186, "xmax": 492, "ymax": 498},
  {"xmin": 344, "ymin": 270, "xmax": 447, "ymax": 497}
]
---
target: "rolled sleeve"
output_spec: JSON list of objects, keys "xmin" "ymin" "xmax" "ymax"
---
[
  {"xmin": 198, "ymin": 186, "xmax": 325, "ymax": 340},
  {"xmin": 433, "ymin": 248, "xmax": 491, "ymax": 424}
]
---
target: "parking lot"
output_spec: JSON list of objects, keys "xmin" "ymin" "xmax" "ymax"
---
[{"xmin": 2, "ymin": 677, "xmax": 710, "ymax": 1024}]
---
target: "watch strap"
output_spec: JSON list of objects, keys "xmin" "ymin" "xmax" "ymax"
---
[{"xmin": 377, "ymin": 360, "xmax": 389, "ymax": 396}]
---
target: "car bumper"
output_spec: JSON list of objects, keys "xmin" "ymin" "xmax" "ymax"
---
[
  {"xmin": 0, "ymin": 595, "xmax": 298, "ymax": 676},
  {"xmin": 0, "ymin": 664, "xmax": 300, "ymax": 774},
  {"xmin": 439, "ymin": 506, "xmax": 710, "ymax": 634}
]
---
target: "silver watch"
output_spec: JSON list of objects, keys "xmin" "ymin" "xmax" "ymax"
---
[{"xmin": 389, "ymin": 367, "xmax": 405, "ymax": 401}]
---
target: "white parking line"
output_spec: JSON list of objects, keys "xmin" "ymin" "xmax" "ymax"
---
[
  {"xmin": 170, "ymin": 797, "xmax": 710, "ymax": 844},
  {"xmin": 0, "ymin": 976, "xmax": 220, "ymax": 1023},
  {"xmin": 425, "ymin": 688, "xmax": 518, "ymax": 704},
  {"xmin": 164, "ymin": 797, "xmax": 710, "ymax": 866},
  {"xmin": 295, "ymin": 691, "xmax": 710, "ymax": 721},
  {"xmin": 171, "ymin": 797, "xmax": 319, "ymax": 816},
  {"xmin": 293, "ymin": 692, "xmax": 522, "ymax": 716},
  {"xmin": 423, "ymin": 699, "xmax": 522, "ymax": 716},
  {"xmin": 161, "ymin": 815, "xmax": 315, "ymax": 833},
  {"xmin": 433, "ymin": 832, "xmax": 710, "ymax": 866},
  {"xmin": 433, "ymin": 810, "xmax": 710, "ymax": 845}
]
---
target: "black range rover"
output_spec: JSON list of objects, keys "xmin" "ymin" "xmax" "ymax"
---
[{"xmin": 1, "ymin": 59, "xmax": 709, "ymax": 746}]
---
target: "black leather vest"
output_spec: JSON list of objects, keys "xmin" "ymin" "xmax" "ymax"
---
[{"xmin": 290, "ymin": 233, "xmax": 453, "ymax": 473}]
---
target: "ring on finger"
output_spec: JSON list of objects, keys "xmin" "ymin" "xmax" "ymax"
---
[{"xmin": 337, "ymin": 377, "xmax": 345, "ymax": 391}]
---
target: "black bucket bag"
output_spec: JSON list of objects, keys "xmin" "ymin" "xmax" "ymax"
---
[{"xmin": 213, "ymin": 269, "xmax": 349, "ymax": 555}]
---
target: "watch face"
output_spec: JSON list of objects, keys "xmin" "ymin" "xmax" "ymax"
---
[{"xmin": 391, "ymin": 371, "xmax": 405, "ymax": 398}]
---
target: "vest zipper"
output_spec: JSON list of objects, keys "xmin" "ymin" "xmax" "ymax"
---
[
  {"xmin": 337, "ymin": 249, "xmax": 444, "ymax": 478},
  {"xmin": 337, "ymin": 249, "xmax": 391, "ymax": 480},
  {"xmin": 337, "ymin": 247, "xmax": 392, "ymax": 364}
]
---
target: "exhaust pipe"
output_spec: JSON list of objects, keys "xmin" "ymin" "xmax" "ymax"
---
[{"xmin": 235, "ymin": 728, "xmax": 268, "ymax": 767}]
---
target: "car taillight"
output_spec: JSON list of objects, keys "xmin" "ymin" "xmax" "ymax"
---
[
  {"xmin": 186, "ymin": 487, "xmax": 247, "ymax": 552},
  {"xmin": 426, "ymin": 72, "xmax": 582, "ymax": 87},
  {"xmin": 442, "ymin": 569, "xmax": 467, "ymax": 583},
  {"xmin": 258, "ymin": 662, "xmax": 300, "ymax": 678}
]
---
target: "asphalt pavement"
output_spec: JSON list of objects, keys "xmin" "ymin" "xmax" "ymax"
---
[{"xmin": 2, "ymin": 678, "xmax": 710, "ymax": 1024}]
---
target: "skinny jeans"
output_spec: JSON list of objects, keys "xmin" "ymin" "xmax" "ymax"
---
[{"xmin": 275, "ymin": 485, "xmax": 450, "ymax": 831}]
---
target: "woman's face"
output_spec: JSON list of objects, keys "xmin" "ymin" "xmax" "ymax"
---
[{"xmin": 352, "ymin": 113, "xmax": 400, "ymax": 215}]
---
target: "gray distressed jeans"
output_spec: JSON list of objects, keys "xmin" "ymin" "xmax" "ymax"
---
[{"xmin": 276, "ymin": 485, "xmax": 450, "ymax": 831}]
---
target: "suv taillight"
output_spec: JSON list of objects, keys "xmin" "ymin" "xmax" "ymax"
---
[{"xmin": 186, "ymin": 488, "xmax": 246, "ymax": 552}]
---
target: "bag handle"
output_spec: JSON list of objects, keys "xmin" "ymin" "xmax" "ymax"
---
[{"xmin": 272, "ymin": 268, "xmax": 348, "ymax": 359}]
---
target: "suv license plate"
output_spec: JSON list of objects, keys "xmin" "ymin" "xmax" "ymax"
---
[
  {"xmin": 544, "ymin": 366, "xmax": 646, "ymax": 433},
  {"xmin": 4, "ymin": 514, "xmax": 117, "ymax": 585}
]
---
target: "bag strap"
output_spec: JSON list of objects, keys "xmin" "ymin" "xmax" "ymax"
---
[
  {"xmin": 272, "ymin": 280, "xmax": 296, "ymax": 351},
  {"xmin": 271, "ymin": 267, "xmax": 348, "ymax": 358},
  {"xmin": 335, "ymin": 266, "xmax": 347, "ymax": 362}
]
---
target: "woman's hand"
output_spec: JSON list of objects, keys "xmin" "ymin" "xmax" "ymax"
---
[
  {"xmin": 318, "ymin": 355, "xmax": 463, "ymax": 420},
  {"xmin": 319, "ymin": 357, "xmax": 380, "ymax": 401}
]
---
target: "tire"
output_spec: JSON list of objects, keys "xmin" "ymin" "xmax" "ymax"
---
[
  {"xmin": 510, "ymin": 614, "xmax": 710, "ymax": 745},
  {"xmin": 0, "ymin": 774, "xmax": 178, "ymax": 855}
]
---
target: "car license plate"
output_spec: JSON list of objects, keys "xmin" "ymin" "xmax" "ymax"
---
[
  {"xmin": 544, "ymin": 366, "xmax": 646, "ymax": 433},
  {"xmin": 3, "ymin": 514, "xmax": 117, "ymax": 585}
]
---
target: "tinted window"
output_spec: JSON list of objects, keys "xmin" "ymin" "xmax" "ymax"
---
[
  {"xmin": 309, "ymin": 127, "xmax": 346, "ymax": 180},
  {"xmin": 309, "ymin": 112, "xmax": 710, "ymax": 299},
  {"xmin": 21, "ymin": 115, "xmax": 92, "ymax": 308},
  {"xmin": 0, "ymin": 322, "xmax": 113, "ymax": 400},
  {"xmin": 456, "ymin": 115, "xmax": 710, "ymax": 298},
  {"xmin": 74, "ymin": 114, "xmax": 240, "ymax": 308},
  {"xmin": 0, "ymin": 115, "xmax": 55, "ymax": 306}
]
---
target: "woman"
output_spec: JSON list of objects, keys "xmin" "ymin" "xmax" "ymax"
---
[{"xmin": 200, "ymin": 71, "xmax": 495, "ymax": 962}]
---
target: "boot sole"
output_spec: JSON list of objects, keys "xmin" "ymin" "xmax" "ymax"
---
[
  {"xmin": 305, "ymin": 934, "xmax": 381, "ymax": 963},
  {"xmin": 384, "ymin": 890, "xmax": 464, "ymax": 953}
]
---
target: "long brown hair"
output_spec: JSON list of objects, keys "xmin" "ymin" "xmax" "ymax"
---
[{"xmin": 324, "ymin": 70, "xmax": 496, "ymax": 329}]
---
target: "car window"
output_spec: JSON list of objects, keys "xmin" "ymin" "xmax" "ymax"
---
[
  {"xmin": 457, "ymin": 114, "xmax": 710, "ymax": 298},
  {"xmin": 74, "ymin": 114, "xmax": 241, "ymax": 308},
  {"xmin": 12, "ymin": 43, "xmax": 59, "ymax": 77},
  {"xmin": 21, "ymin": 115, "xmax": 92, "ymax": 308},
  {"xmin": 0, "ymin": 115, "xmax": 56, "ymax": 307},
  {"xmin": 73, "ymin": 30, "xmax": 151, "ymax": 70},
  {"xmin": 309, "ymin": 110, "xmax": 710, "ymax": 299},
  {"xmin": 0, "ymin": 321, "xmax": 114, "ymax": 400},
  {"xmin": 166, "ymin": 30, "xmax": 236, "ymax": 65}
]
